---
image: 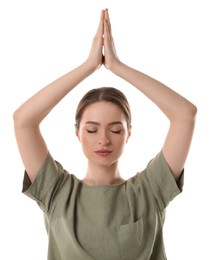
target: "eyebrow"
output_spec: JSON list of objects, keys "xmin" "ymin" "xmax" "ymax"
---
[{"xmin": 85, "ymin": 121, "xmax": 123, "ymax": 126}]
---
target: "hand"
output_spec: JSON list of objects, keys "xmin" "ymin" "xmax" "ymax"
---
[
  {"xmin": 86, "ymin": 10, "xmax": 104, "ymax": 71},
  {"xmin": 103, "ymin": 9, "xmax": 120, "ymax": 70}
]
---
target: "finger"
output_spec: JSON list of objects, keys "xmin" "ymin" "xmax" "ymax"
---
[
  {"xmin": 105, "ymin": 8, "xmax": 110, "ymax": 22},
  {"xmin": 105, "ymin": 9, "xmax": 112, "ymax": 34},
  {"xmin": 96, "ymin": 10, "xmax": 104, "ymax": 37},
  {"xmin": 105, "ymin": 9, "xmax": 110, "ymax": 24},
  {"xmin": 104, "ymin": 17, "xmax": 115, "ymax": 46},
  {"xmin": 103, "ymin": 19, "xmax": 110, "ymax": 39}
]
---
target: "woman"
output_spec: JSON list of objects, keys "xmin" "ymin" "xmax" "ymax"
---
[{"xmin": 14, "ymin": 9, "xmax": 197, "ymax": 260}]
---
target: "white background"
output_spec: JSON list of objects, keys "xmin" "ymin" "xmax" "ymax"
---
[{"xmin": 1, "ymin": 0, "xmax": 210, "ymax": 259}]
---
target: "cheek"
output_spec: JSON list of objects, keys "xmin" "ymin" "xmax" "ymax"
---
[
  {"xmin": 117, "ymin": 132, "xmax": 129, "ymax": 143},
  {"xmin": 79, "ymin": 137, "xmax": 91, "ymax": 158},
  {"xmin": 80, "ymin": 134, "xmax": 95, "ymax": 151},
  {"xmin": 112, "ymin": 135, "xmax": 127, "ymax": 151},
  {"xmin": 77, "ymin": 129, "xmax": 89, "ymax": 143}
]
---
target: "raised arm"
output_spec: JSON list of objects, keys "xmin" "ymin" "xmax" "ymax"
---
[
  {"xmin": 13, "ymin": 10, "xmax": 105, "ymax": 183},
  {"xmin": 103, "ymin": 9, "xmax": 197, "ymax": 180}
]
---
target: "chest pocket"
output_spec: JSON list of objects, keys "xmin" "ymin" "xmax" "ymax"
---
[{"xmin": 116, "ymin": 218, "xmax": 143, "ymax": 260}]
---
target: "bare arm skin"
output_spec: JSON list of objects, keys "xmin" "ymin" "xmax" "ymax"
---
[
  {"xmin": 13, "ymin": 11, "xmax": 105, "ymax": 183},
  {"xmin": 14, "ymin": 9, "xmax": 197, "ymax": 183},
  {"xmin": 103, "ymin": 9, "xmax": 197, "ymax": 180}
]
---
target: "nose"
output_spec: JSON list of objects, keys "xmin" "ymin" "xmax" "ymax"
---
[{"xmin": 98, "ymin": 132, "xmax": 110, "ymax": 145}]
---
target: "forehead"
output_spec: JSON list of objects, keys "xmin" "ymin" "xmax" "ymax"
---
[{"xmin": 81, "ymin": 102, "xmax": 126, "ymax": 123}]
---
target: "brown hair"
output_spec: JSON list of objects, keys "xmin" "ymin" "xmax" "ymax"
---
[{"xmin": 75, "ymin": 87, "xmax": 131, "ymax": 129}]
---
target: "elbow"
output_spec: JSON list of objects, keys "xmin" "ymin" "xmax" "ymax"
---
[
  {"xmin": 173, "ymin": 102, "xmax": 197, "ymax": 123},
  {"xmin": 13, "ymin": 108, "xmax": 21, "ymax": 123},
  {"xmin": 13, "ymin": 108, "xmax": 32, "ymax": 128},
  {"xmin": 13, "ymin": 108, "xmax": 24, "ymax": 128},
  {"xmin": 189, "ymin": 103, "xmax": 197, "ymax": 121},
  {"xmin": 13, "ymin": 107, "xmax": 40, "ymax": 128},
  {"xmin": 182, "ymin": 102, "xmax": 197, "ymax": 124}
]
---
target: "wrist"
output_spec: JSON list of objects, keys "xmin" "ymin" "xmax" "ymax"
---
[
  {"xmin": 108, "ymin": 60, "xmax": 125, "ymax": 75},
  {"xmin": 84, "ymin": 58, "xmax": 102, "ymax": 73}
]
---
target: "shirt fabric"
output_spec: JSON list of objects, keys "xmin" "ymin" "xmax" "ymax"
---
[{"xmin": 22, "ymin": 151, "xmax": 184, "ymax": 260}]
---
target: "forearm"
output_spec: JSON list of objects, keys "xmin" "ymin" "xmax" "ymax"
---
[
  {"xmin": 111, "ymin": 61, "xmax": 196, "ymax": 121},
  {"xmin": 14, "ymin": 61, "xmax": 95, "ymax": 127}
]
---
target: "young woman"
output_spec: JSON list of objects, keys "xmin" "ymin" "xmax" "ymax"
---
[{"xmin": 14, "ymin": 9, "xmax": 197, "ymax": 260}]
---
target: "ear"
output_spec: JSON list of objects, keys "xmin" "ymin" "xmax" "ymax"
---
[
  {"xmin": 75, "ymin": 127, "xmax": 81, "ymax": 142},
  {"xmin": 125, "ymin": 130, "xmax": 131, "ymax": 143}
]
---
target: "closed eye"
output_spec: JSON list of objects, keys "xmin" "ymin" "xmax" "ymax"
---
[
  {"xmin": 111, "ymin": 130, "xmax": 121, "ymax": 134},
  {"xmin": 86, "ymin": 129, "xmax": 97, "ymax": 133}
]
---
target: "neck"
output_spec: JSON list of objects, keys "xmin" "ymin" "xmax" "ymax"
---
[{"xmin": 82, "ymin": 161, "xmax": 125, "ymax": 186}]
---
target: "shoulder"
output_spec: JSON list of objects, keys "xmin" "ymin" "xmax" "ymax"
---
[
  {"xmin": 127, "ymin": 151, "xmax": 184, "ymax": 210},
  {"xmin": 22, "ymin": 153, "xmax": 78, "ymax": 203},
  {"xmin": 130, "ymin": 151, "xmax": 183, "ymax": 185}
]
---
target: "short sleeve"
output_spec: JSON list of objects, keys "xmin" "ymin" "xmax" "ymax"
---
[
  {"xmin": 22, "ymin": 153, "xmax": 70, "ymax": 213},
  {"xmin": 143, "ymin": 151, "xmax": 184, "ymax": 211}
]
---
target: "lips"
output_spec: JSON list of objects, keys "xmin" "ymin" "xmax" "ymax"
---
[{"xmin": 95, "ymin": 150, "xmax": 112, "ymax": 157}]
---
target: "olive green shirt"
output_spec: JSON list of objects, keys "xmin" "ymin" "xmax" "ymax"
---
[{"xmin": 23, "ymin": 151, "xmax": 183, "ymax": 260}]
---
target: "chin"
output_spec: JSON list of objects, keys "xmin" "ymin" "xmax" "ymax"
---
[{"xmin": 91, "ymin": 157, "xmax": 119, "ymax": 168}]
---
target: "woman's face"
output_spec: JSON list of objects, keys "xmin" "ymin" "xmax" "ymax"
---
[{"xmin": 76, "ymin": 101, "xmax": 131, "ymax": 167}]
